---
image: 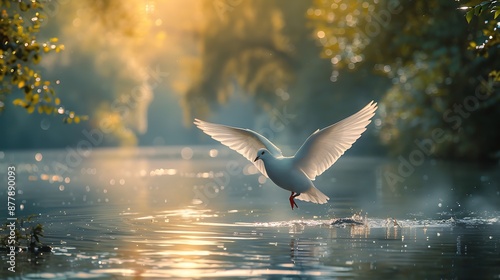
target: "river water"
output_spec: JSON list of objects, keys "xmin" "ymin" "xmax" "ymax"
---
[{"xmin": 0, "ymin": 147, "xmax": 499, "ymax": 279}]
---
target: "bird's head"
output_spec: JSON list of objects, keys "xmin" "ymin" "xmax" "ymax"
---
[{"xmin": 254, "ymin": 148, "xmax": 270, "ymax": 162}]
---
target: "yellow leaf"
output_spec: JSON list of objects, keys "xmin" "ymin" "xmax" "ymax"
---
[
  {"xmin": 74, "ymin": 116, "xmax": 80, "ymax": 123},
  {"xmin": 55, "ymin": 44, "xmax": 65, "ymax": 53},
  {"xmin": 44, "ymin": 81, "xmax": 50, "ymax": 86},
  {"xmin": 66, "ymin": 117, "xmax": 73, "ymax": 124},
  {"xmin": 38, "ymin": 106, "xmax": 43, "ymax": 114},
  {"xmin": 18, "ymin": 80, "xmax": 25, "ymax": 88},
  {"xmin": 25, "ymin": 91, "xmax": 32, "ymax": 101},
  {"xmin": 49, "ymin": 37, "xmax": 58, "ymax": 43},
  {"xmin": 55, "ymin": 97, "xmax": 60, "ymax": 105},
  {"xmin": 13, "ymin": 99, "xmax": 26, "ymax": 106},
  {"xmin": 32, "ymin": 93, "xmax": 39, "ymax": 104},
  {"xmin": 27, "ymin": 106, "xmax": 35, "ymax": 114}
]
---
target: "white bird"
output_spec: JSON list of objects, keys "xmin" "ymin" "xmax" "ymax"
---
[{"xmin": 194, "ymin": 101, "xmax": 377, "ymax": 210}]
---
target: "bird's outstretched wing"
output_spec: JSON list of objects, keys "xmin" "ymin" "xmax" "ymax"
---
[
  {"xmin": 292, "ymin": 101, "xmax": 377, "ymax": 180},
  {"xmin": 194, "ymin": 119, "xmax": 283, "ymax": 177}
]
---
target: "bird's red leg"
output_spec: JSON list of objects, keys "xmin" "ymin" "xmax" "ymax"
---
[{"xmin": 289, "ymin": 192, "xmax": 300, "ymax": 210}]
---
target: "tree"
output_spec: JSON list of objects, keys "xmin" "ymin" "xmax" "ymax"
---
[
  {"xmin": 464, "ymin": 0, "xmax": 500, "ymax": 81},
  {"xmin": 0, "ymin": 0, "xmax": 83, "ymax": 123},
  {"xmin": 180, "ymin": 0, "xmax": 299, "ymax": 122},
  {"xmin": 309, "ymin": 0, "xmax": 500, "ymax": 160}
]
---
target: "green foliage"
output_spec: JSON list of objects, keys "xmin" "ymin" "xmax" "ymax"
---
[
  {"xmin": 463, "ymin": 1, "xmax": 500, "ymax": 73},
  {"xmin": 464, "ymin": 0, "xmax": 500, "ymax": 23},
  {"xmin": 310, "ymin": 0, "xmax": 500, "ymax": 160},
  {"xmin": 1, "ymin": 214, "xmax": 46, "ymax": 252},
  {"xmin": 0, "ymin": 0, "xmax": 85, "ymax": 123},
  {"xmin": 306, "ymin": 0, "xmax": 380, "ymax": 73}
]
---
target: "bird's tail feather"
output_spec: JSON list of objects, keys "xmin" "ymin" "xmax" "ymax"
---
[{"xmin": 296, "ymin": 186, "xmax": 329, "ymax": 204}]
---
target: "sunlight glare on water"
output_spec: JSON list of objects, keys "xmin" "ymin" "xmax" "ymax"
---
[{"xmin": 0, "ymin": 147, "xmax": 499, "ymax": 279}]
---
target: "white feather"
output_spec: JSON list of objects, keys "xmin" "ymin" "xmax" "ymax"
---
[
  {"xmin": 295, "ymin": 186, "xmax": 329, "ymax": 204},
  {"xmin": 293, "ymin": 101, "xmax": 377, "ymax": 180},
  {"xmin": 194, "ymin": 119, "xmax": 282, "ymax": 178}
]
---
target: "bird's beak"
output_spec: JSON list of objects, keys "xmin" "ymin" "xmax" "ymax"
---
[{"xmin": 254, "ymin": 156, "xmax": 259, "ymax": 162}]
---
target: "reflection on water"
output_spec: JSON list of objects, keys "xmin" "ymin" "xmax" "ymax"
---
[{"xmin": 0, "ymin": 147, "xmax": 499, "ymax": 278}]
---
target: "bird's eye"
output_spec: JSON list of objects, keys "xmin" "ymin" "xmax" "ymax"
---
[{"xmin": 261, "ymin": 151, "xmax": 265, "ymax": 155}]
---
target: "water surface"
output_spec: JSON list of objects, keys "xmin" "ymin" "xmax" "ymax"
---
[{"xmin": 1, "ymin": 147, "xmax": 499, "ymax": 279}]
